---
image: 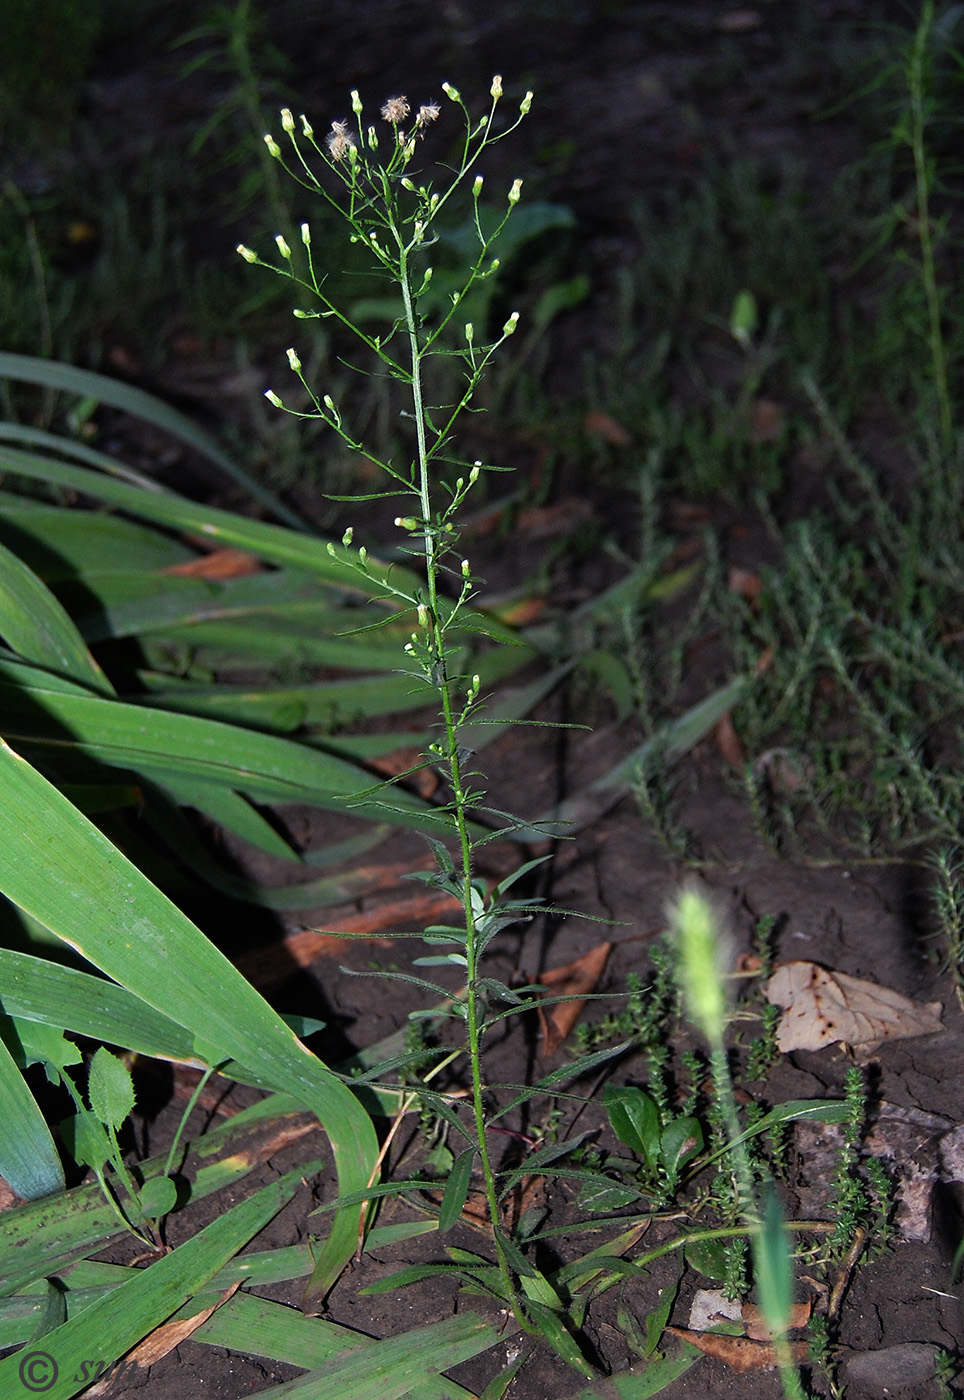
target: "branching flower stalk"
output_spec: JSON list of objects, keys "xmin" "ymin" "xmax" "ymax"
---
[{"xmin": 240, "ymin": 78, "xmax": 533, "ymax": 1311}]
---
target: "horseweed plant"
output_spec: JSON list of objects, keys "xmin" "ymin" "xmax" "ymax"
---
[{"xmin": 239, "ymin": 81, "xmax": 538, "ymax": 1309}]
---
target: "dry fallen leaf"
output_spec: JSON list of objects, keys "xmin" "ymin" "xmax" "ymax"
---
[
  {"xmin": 767, "ymin": 961, "xmax": 943, "ymax": 1054},
  {"xmin": 667, "ymin": 1328, "xmax": 808, "ymax": 1372},
  {"xmin": 536, "ymin": 941, "xmax": 612, "ymax": 1056},
  {"xmin": 583, "ymin": 410, "xmax": 633, "ymax": 446},
  {"xmin": 713, "ymin": 711, "xmax": 745, "ymax": 770},
  {"xmin": 742, "ymin": 1300, "xmax": 811, "ymax": 1341},
  {"xmin": 85, "ymin": 1282, "xmax": 241, "ymax": 1394},
  {"xmin": 163, "ymin": 547, "xmax": 263, "ymax": 579}
]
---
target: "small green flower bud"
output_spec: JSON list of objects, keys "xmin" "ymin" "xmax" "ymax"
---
[
  {"xmin": 472, "ymin": 174, "xmax": 484, "ymax": 197},
  {"xmin": 455, "ymin": 477, "xmax": 464, "ymax": 492},
  {"xmin": 264, "ymin": 134, "xmax": 281, "ymax": 157},
  {"xmin": 281, "ymin": 108, "xmax": 295, "ymax": 133},
  {"xmin": 404, "ymin": 642, "xmax": 415, "ymax": 654},
  {"xmin": 490, "ymin": 75, "xmax": 503, "ymax": 98},
  {"xmin": 442, "ymin": 82, "xmax": 461, "ymax": 101},
  {"xmin": 461, "ymin": 559, "xmax": 470, "ymax": 577},
  {"xmin": 368, "ymin": 125, "xmax": 378, "ymax": 149},
  {"xmin": 342, "ymin": 527, "xmax": 354, "ymax": 547},
  {"xmin": 503, "ymin": 311, "xmax": 520, "ymax": 336},
  {"xmin": 508, "ymin": 178, "xmax": 523, "ymax": 204},
  {"xmin": 301, "ymin": 114, "xmax": 313, "ymax": 138},
  {"xmin": 417, "ymin": 604, "xmax": 429, "ymax": 628},
  {"xmin": 469, "ymin": 465, "xmax": 481, "ymax": 483},
  {"xmin": 323, "ymin": 395, "xmax": 336, "ymax": 412},
  {"xmin": 286, "ymin": 347, "xmax": 302, "ymax": 372},
  {"xmin": 401, "ymin": 177, "xmax": 416, "ymax": 191},
  {"xmin": 520, "ymin": 91, "xmax": 533, "ymax": 115},
  {"xmin": 351, "ymin": 89, "xmax": 363, "ymax": 115},
  {"xmin": 394, "ymin": 516, "xmax": 419, "ymax": 531},
  {"xmin": 236, "ymin": 244, "xmax": 257, "ymax": 263},
  {"xmin": 358, "ymin": 546, "xmax": 367, "ymax": 563},
  {"xmin": 265, "ymin": 389, "xmax": 283, "ymax": 407},
  {"xmin": 327, "ymin": 542, "xmax": 336, "ymax": 556},
  {"xmin": 472, "ymin": 673, "xmax": 480, "ymax": 691},
  {"xmin": 301, "ymin": 222, "xmax": 311, "ymax": 245},
  {"xmin": 464, "ymin": 323, "xmax": 474, "ymax": 343},
  {"xmin": 276, "ymin": 234, "xmax": 292, "ymax": 260}
]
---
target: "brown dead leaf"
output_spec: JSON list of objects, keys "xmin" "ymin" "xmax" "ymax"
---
[
  {"xmin": 85, "ymin": 1282, "xmax": 241, "ymax": 1394},
  {"xmin": 666, "ymin": 1328, "xmax": 808, "ymax": 1372},
  {"xmin": 713, "ymin": 711, "xmax": 745, "ymax": 770},
  {"xmin": 164, "ymin": 547, "xmax": 263, "ymax": 580},
  {"xmin": 767, "ymin": 961, "xmax": 943, "ymax": 1054},
  {"xmin": 727, "ymin": 565, "xmax": 763, "ymax": 604},
  {"xmin": 368, "ymin": 747, "xmax": 441, "ymax": 799},
  {"xmin": 536, "ymin": 941, "xmax": 612, "ymax": 1056},
  {"xmin": 236, "ymin": 887, "xmax": 465, "ymax": 989},
  {"xmin": 583, "ymin": 410, "xmax": 633, "ymax": 446},
  {"xmin": 742, "ymin": 1301, "xmax": 811, "ymax": 1341},
  {"xmin": 716, "ymin": 8, "xmax": 764, "ymax": 32},
  {"xmin": 749, "ymin": 397, "xmax": 784, "ymax": 443},
  {"xmin": 0, "ymin": 1178, "xmax": 18, "ymax": 1212}
]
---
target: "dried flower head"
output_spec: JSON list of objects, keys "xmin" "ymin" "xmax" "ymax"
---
[
  {"xmin": 326, "ymin": 120, "xmax": 355, "ymax": 160},
  {"xmin": 416, "ymin": 102, "xmax": 440, "ymax": 128},
  {"xmin": 381, "ymin": 95, "xmax": 410, "ymax": 124}
]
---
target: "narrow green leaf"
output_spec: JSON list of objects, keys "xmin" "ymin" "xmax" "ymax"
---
[
  {"xmin": 242, "ymin": 1313, "xmax": 501, "ymax": 1400},
  {"xmin": 555, "ymin": 1347, "xmax": 700, "ymax": 1399},
  {"xmin": 0, "ymin": 353, "xmax": 307, "ymax": 530},
  {"xmin": 0, "ymin": 1164, "xmax": 311, "ymax": 1399},
  {"xmin": 0, "ymin": 1032, "xmax": 64, "ymax": 1198},
  {"xmin": 0, "ymin": 538, "xmax": 111, "ymax": 693},
  {"xmin": 439, "ymin": 1147, "xmax": 475, "ymax": 1234},
  {"xmin": 524, "ymin": 1299, "xmax": 594, "ymax": 1379}
]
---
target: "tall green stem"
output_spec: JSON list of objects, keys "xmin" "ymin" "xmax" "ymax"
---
[{"xmin": 399, "ymin": 247, "xmax": 517, "ymax": 1308}]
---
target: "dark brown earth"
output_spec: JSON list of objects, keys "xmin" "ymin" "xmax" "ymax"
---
[{"xmin": 9, "ymin": 2, "xmax": 964, "ymax": 1397}]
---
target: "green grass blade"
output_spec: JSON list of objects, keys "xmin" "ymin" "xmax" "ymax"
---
[
  {"xmin": 0, "ymin": 506, "xmax": 193, "ymax": 577},
  {"xmin": 0, "ymin": 423, "xmax": 175, "ymax": 494},
  {"xmin": 556, "ymin": 1348, "xmax": 700, "ymax": 1399},
  {"xmin": 0, "ymin": 442, "xmax": 419, "ymax": 593},
  {"xmin": 0, "ymin": 352, "xmax": 307, "ymax": 530},
  {"xmin": 0, "ymin": 539, "xmax": 112, "ymax": 694},
  {"xmin": 243, "ymin": 1313, "xmax": 501, "ymax": 1400},
  {"xmin": 0, "ymin": 1164, "xmax": 312, "ymax": 1399},
  {"xmin": 0, "ymin": 739, "xmax": 379, "ymax": 1296},
  {"xmin": 0, "ymin": 1030, "xmax": 65, "ymax": 1198}
]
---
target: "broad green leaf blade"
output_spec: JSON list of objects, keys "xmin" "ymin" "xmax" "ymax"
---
[
  {"xmin": 0, "ymin": 673, "xmax": 442, "ymax": 830},
  {"xmin": 0, "ymin": 1031, "xmax": 64, "ymax": 1198},
  {"xmin": 0, "ymin": 442, "xmax": 418, "ymax": 593},
  {"xmin": 0, "ymin": 353, "xmax": 306, "ymax": 530},
  {"xmin": 246, "ymin": 1313, "xmax": 501, "ymax": 1400},
  {"xmin": 0, "ymin": 424, "xmax": 174, "ymax": 494},
  {"xmin": 0, "ymin": 505, "xmax": 193, "ymax": 577},
  {"xmin": 0, "ymin": 539, "xmax": 111, "ymax": 694},
  {"xmin": 86, "ymin": 1048, "xmax": 135, "ymax": 1132},
  {"xmin": 0, "ymin": 739, "xmax": 378, "ymax": 1297},
  {"xmin": 0, "ymin": 1164, "xmax": 312, "ymax": 1400},
  {"xmin": 604, "ymin": 1085, "xmax": 661, "ymax": 1170}
]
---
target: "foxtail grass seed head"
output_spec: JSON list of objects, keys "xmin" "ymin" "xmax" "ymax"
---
[
  {"xmin": 236, "ymin": 243, "xmax": 257, "ymax": 263},
  {"xmin": 264, "ymin": 133, "xmax": 281, "ymax": 157},
  {"xmin": 275, "ymin": 234, "xmax": 292, "ymax": 260},
  {"xmin": 490, "ymin": 75, "xmax": 503, "ymax": 98},
  {"xmin": 381, "ymin": 95, "xmax": 409, "ymax": 124},
  {"xmin": 281, "ymin": 108, "xmax": 295, "ymax": 133},
  {"xmin": 286, "ymin": 347, "xmax": 301, "ymax": 372},
  {"xmin": 670, "ymin": 885, "xmax": 730, "ymax": 1047}
]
